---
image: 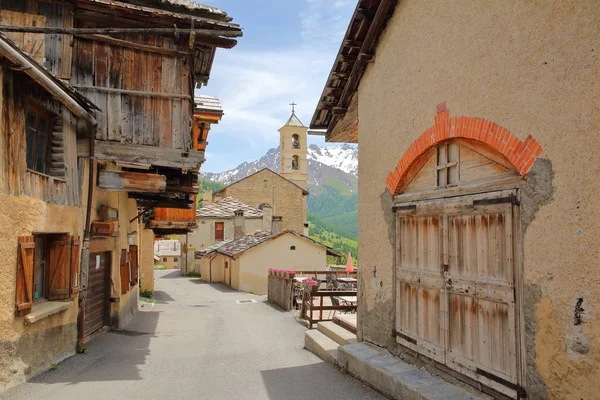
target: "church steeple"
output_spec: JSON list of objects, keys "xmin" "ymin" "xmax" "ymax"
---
[{"xmin": 279, "ymin": 103, "xmax": 308, "ymax": 190}]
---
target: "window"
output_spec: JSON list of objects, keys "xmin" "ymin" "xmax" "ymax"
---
[
  {"xmin": 174, "ymin": 257, "xmax": 178, "ymax": 262},
  {"xmin": 290, "ymin": 246, "xmax": 296, "ymax": 251},
  {"xmin": 292, "ymin": 134, "xmax": 300, "ymax": 149},
  {"xmin": 292, "ymin": 155, "xmax": 299, "ymax": 170},
  {"xmin": 25, "ymin": 104, "xmax": 53, "ymax": 174},
  {"xmin": 15, "ymin": 235, "xmax": 80, "ymax": 316},
  {"xmin": 263, "ymin": 179, "xmax": 268, "ymax": 188},
  {"xmin": 436, "ymin": 142, "xmax": 459, "ymax": 187},
  {"xmin": 163, "ymin": 257, "xmax": 167, "ymax": 262},
  {"xmin": 215, "ymin": 222, "xmax": 224, "ymax": 241}
]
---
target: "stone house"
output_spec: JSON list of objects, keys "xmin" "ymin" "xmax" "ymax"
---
[
  {"xmin": 0, "ymin": 0, "xmax": 240, "ymax": 393},
  {"xmin": 154, "ymin": 240, "xmax": 182, "ymax": 270},
  {"xmin": 198, "ymin": 215, "xmax": 341, "ymax": 295},
  {"xmin": 310, "ymin": 1, "xmax": 598, "ymax": 399},
  {"xmin": 211, "ymin": 168, "xmax": 309, "ymax": 234}
]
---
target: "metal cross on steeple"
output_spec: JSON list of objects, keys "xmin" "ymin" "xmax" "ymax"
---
[{"xmin": 289, "ymin": 101, "xmax": 297, "ymax": 113}]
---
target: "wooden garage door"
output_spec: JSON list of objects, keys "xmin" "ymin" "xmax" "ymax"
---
[
  {"xmin": 395, "ymin": 191, "xmax": 519, "ymax": 398},
  {"xmin": 85, "ymin": 252, "xmax": 110, "ymax": 337}
]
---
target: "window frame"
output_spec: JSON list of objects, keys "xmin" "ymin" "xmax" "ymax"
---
[
  {"xmin": 25, "ymin": 101, "xmax": 54, "ymax": 175},
  {"xmin": 436, "ymin": 142, "xmax": 460, "ymax": 188},
  {"xmin": 33, "ymin": 235, "xmax": 48, "ymax": 302},
  {"xmin": 215, "ymin": 222, "xmax": 225, "ymax": 241}
]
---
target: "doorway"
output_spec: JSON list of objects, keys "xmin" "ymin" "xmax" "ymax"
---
[
  {"xmin": 85, "ymin": 252, "xmax": 111, "ymax": 337},
  {"xmin": 395, "ymin": 190, "xmax": 521, "ymax": 398}
]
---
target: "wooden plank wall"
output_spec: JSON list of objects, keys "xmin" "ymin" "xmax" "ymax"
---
[
  {"xmin": 72, "ymin": 35, "xmax": 192, "ymax": 151},
  {"xmin": 0, "ymin": 66, "xmax": 79, "ymax": 206}
]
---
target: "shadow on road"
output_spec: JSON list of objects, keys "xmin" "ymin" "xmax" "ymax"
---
[
  {"xmin": 157, "ymin": 269, "xmax": 182, "ymax": 279},
  {"xmin": 189, "ymin": 280, "xmax": 240, "ymax": 293}
]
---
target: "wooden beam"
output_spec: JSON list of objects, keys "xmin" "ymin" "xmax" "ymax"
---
[
  {"xmin": 0, "ymin": 25, "xmax": 242, "ymax": 37},
  {"xmin": 98, "ymin": 170, "xmax": 167, "ymax": 193},
  {"xmin": 94, "ymin": 141, "xmax": 205, "ymax": 170},
  {"xmin": 75, "ymin": 34, "xmax": 189, "ymax": 56},
  {"xmin": 71, "ymin": 84, "xmax": 192, "ymax": 100}
]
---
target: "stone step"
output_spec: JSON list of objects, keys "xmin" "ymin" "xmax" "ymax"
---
[
  {"xmin": 338, "ymin": 342, "xmax": 491, "ymax": 400},
  {"xmin": 317, "ymin": 321, "xmax": 357, "ymax": 346},
  {"xmin": 304, "ymin": 329, "xmax": 339, "ymax": 365}
]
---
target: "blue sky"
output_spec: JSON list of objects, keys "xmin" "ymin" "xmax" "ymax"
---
[{"xmin": 196, "ymin": 0, "xmax": 355, "ymax": 173}]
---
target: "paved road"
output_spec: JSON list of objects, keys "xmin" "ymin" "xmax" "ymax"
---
[{"xmin": 2, "ymin": 270, "xmax": 386, "ymax": 400}]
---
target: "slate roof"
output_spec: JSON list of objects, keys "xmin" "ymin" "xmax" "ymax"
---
[
  {"xmin": 217, "ymin": 230, "xmax": 342, "ymax": 259},
  {"xmin": 154, "ymin": 240, "xmax": 182, "ymax": 257},
  {"xmin": 196, "ymin": 197, "xmax": 263, "ymax": 219},
  {"xmin": 283, "ymin": 112, "xmax": 305, "ymax": 127},
  {"xmin": 195, "ymin": 94, "xmax": 223, "ymax": 115},
  {"xmin": 195, "ymin": 239, "xmax": 233, "ymax": 257},
  {"xmin": 214, "ymin": 168, "xmax": 309, "ymax": 196}
]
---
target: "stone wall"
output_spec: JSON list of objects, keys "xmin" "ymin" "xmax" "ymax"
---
[
  {"xmin": 215, "ymin": 170, "xmax": 307, "ymax": 234},
  {"xmin": 355, "ymin": 1, "xmax": 599, "ymax": 398}
]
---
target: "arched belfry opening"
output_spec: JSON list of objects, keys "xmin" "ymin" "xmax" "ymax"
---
[
  {"xmin": 389, "ymin": 106, "xmax": 543, "ymax": 397},
  {"xmin": 292, "ymin": 134, "xmax": 300, "ymax": 149}
]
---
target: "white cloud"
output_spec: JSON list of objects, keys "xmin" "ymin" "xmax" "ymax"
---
[{"xmin": 198, "ymin": 1, "xmax": 355, "ymax": 171}]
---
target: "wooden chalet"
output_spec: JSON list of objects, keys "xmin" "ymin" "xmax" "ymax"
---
[{"xmin": 149, "ymin": 95, "xmax": 224, "ymax": 234}]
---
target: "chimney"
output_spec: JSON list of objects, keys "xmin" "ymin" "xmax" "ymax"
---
[
  {"xmin": 303, "ymin": 222, "xmax": 309, "ymax": 236},
  {"xmin": 234, "ymin": 210, "xmax": 246, "ymax": 240},
  {"xmin": 272, "ymin": 216, "xmax": 283, "ymax": 235},
  {"xmin": 262, "ymin": 204, "xmax": 273, "ymax": 231},
  {"xmin": 202, "ymin": 190, "xmax": 213, "ymax": 206}
]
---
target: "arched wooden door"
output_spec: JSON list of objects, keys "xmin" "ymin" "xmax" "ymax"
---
[{"xmin": 393, "ymin": 138, "xmax": 524, "ymax": 399}]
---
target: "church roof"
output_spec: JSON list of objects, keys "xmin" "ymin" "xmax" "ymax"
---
[
  {"xmin": 284, "ymin": 112, "xmax": 306, "ymax": 127},
  {"xmin": 214, "ymin": 168, "xmax": 309, "ymax": 196},
  {"xmin": 196, "ymin": 197, "xmax": 263, "ymax": 219}
]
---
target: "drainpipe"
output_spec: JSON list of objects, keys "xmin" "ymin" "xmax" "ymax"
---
[{"xmin": 77, "ymin": 122, "xmax": 98, "ymax": 351}]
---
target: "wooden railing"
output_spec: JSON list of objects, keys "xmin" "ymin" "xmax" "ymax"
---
[
  {"xmin": 295, "ymin": 270, "xmax": 357, "ymax": 280},
  {"xmin": 300, "ymin": 289, "xmax": 357, "ymax": 329}
]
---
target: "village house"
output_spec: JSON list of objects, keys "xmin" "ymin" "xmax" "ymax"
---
[
  {"xmin": 197, "ymin": 213, "xmax": 341, "ymax": 295},
  {"xmin": 310, "ymin": 1, "xmax": 598, "ymax": 399},
  {"xmin": 209, "ymin": 110, "xmax": 311, "ymax": 234},
  {"xmin": 0, "ymin": 0, "xmax": 240, "ymax": 392},
  {"xmin": 154, "ymin": 240, "xmax": 182, "ymax": 270}
]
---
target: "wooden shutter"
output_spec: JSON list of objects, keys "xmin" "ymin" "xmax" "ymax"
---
[
  {"xmin": 129, "ymin": 245, "xmax": 139, "ymax": 286},
  {"xmin": 70, "ymin": 237, "xmax": 80, "ymax": 300},
  {"xmin": 48, "ymin": 235, "xmax": 72, "ymax": 301},
  {"xmin": 215, "ymin": 222, "xmax": 224, "ymax": 241},
  {"xmin": 120, "ymin": 249, "xmax": 130, "ymax": 294},
  {"xmin": 15, "ymin": 236, "xmax": 35, "ymax": 316}
]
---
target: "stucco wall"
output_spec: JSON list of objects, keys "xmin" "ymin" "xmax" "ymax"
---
[
  {"xmin": 190, "ymin": 217, "xmax": 264, "ymax": 250},
  {"xmin": 237, "ymin": 234, "xmax": 327, "ymax": 295},
  {"xmin": 355, "ymin": 1, "xmax": 599, "ymax": 398},
  {"xmin": 155, "ymin": 256, "xmax": 180, "ymax": 270},
  {"xmin": 0, "ymin": 193, "xmax": 83, "ymax": 392},
  {"xmin": 139, "ymin": 228, "xmax": 155, "ymax": 292},
  {"xmin": 215, "ymin": 170, "xmax": 307, "ymax": 234}
]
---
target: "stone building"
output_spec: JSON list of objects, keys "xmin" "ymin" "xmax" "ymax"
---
[
  {"xmin": 212, "ymin": 169, "xmax": 308, "ymax": 234},
  {"xmin": 310, "ymin": 1, "xmax": 599, "ymax": 399}
]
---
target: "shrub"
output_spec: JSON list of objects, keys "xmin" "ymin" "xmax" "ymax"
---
[
  {"xmin": 154, "ymin": 264, "xmax": 167, "ymax": 270},
  {"xmin": 186, "ymin": 271, "xmax": 201, "ymax": 278},
  {"xmin": 140, "ymin": 289, "xmax": 153, "ymax": 299}
]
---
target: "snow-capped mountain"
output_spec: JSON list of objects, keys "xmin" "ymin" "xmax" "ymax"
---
[
  {"xmin": 201, "ymin": 144, "xmax": 358, "ymax": 184},
  {"xmin": 307, "ymin": 144, "xmax": 358, "ymax": 177}
]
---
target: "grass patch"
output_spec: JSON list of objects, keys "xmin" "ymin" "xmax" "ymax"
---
[
  {"xmin": 140, "ymin": 289, "xmax": 153, "ymax": 299},
  {"xmin": 186, "ymin": 271, "xmax": 201, "ymax": 278},
  {"xmin": 50, "ymin": 364, "xmax": 58, "ymax": 370},
  {"xmin": 154, "ymin": 264, "xmax": 168, "ymax": 270}
]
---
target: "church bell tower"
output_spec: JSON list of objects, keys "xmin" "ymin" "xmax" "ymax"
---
[{"xmin": 279, "ymin": 102, "xmax": 308, "ymax": 190}]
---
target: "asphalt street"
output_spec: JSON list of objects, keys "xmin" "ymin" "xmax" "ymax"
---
[{"xmin": 2, "ymin": 270, "xmax": 386, "ymax": 400}]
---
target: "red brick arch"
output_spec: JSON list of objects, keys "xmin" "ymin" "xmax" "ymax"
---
[{"xmin": 386, "ymin": 108, "xmax": 542, "ymax": 195}]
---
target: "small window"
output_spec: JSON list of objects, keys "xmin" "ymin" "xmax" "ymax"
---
[
  {"xmin": 436, "ymin": 142, "xmax": 459, "ymax": 187},
  {"xmin": 263, "ymin": 179, "xmax": 268, "ymax": 189},
  {"xmin": 25, "ymin": 104, "xmax": 53, "ymax": 174},
  {"xmin": 292, "ymin": 155, "xmax": 299, "ymax": 170},
  {"xmin": 292, "ymin": 134, "xmax": 300, "ymax": 149},
  {"xmin": 163, "ymin": 257, "xmax": 167, "ymax": 262},
  {"xmin": 215, "ymin": 222, "xmax": 224, "ymax": 241},
  {"xmin": 290, "ymin": 246, "xmax": 296, "ymax": 251},
  {"xmin": 174, "ymin": 257, "xmax": 178, "ymax": 262}
]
